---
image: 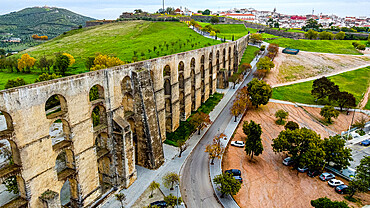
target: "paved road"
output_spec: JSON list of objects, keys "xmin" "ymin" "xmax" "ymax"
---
[{"xmin": 180, "ymin": 47, "xmax": 268, "ymax": 208}]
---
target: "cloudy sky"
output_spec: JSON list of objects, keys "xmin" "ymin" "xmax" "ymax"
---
[{"xmin": 1, "ymin": 0, "xmax": 369, "ymax": 19}]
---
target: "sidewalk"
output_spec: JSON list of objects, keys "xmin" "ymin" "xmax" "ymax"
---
[{"xmin": 190, "ymin": 26, "xmax": 231, "ymax": 42}]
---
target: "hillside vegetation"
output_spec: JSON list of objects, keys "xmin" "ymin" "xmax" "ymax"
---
[{"xmin": 0, "ymin": 7, "xmax": 94, "ymax": 52}]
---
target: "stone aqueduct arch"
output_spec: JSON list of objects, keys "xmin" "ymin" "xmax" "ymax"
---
[{"xmin": 0, "ymin": 35, "xmax": 248, "ymax": 207}]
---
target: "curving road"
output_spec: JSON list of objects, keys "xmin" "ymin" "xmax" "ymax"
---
[{"xmin": 180, "ymin": 46, "xmax": 268, "ymax": 207}]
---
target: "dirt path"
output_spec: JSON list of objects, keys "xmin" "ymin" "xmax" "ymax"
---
[
  {"xmin": 359, "ymin": 85, "xmax": 370, "ymax": 109},
  {"xmin": 222, "ymin": 103, "xmax": 370, "ymax": 208}
]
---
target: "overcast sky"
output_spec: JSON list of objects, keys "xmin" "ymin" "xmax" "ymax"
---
[{"xmin": 1, "ymin": 0, "xmax": 369, "ymax": 19}]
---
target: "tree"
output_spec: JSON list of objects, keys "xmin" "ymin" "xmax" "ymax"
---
[
  {"xmin": 250, "ymin": 33, "xmax": 263, "ymax": 45},
  {"xmin": 62, "ymin": 53, "xmax": 75, "ymax": 66},
  {"xmin": 352, "ymin": 115, "xmax": 368, "ymax": 129},
  {"xmin": 210, "ymin": 16, "xmax": 219, "ymax": 24},
  {"xmin": 85, "ymin": 56, "xmax": 95, "ymax": 70},
  {"xmin": 162, "ymin": 172, "xmax": 180, "ymax": 190},
  {"xmin": 164, "ymin": 194, "xmax": 182, "ymax": 207},
  {"xmin": 247, "ymin": 78, "xmax": 272, "ymax": 108},
  {"xmin": 54, "ymin": 54, "xmax": 70, "ymax": 76},
  {"xmin": 322, "ymin": 135, "xmax": 352, "ymax": 170},
  {"xmin": 348, "ymin": 156, "xmax": 370, "ymax": 198},
  {"xmin": 275, "ymin": 109, "xmax": 289, "ymax": 125},
  {"xmin": 304, "ymin": 29, "xmax": 319, "ymax": 39},
  {"xmin": 284, "ymin": 121, "xmax": 299, "ymax": 131},
  {"xmin": 239, "ymin": 63, "xmax": 252, "ymax": 74},
  {"xmin": 5, "ymin": 77, "xmax": 26, "ymax": 89},
  {"xmin": 332, "ymin": 91, "xmax": 356, "ymax": 111},
  {"xmin": 134, "ymin": 9, "xmax": 143, "ymax": 14},
  {"xmin": 335, "ymin": 31, "xmax": 345, "ymax": 40},
  {"xmin": 0, "ymin": 49, "xmax": 5, "ymax": 56},
  {"xmin": 256, "ymin": 57, "xmax": 274, "ymax": 72},
  {"xmin": 231, "ymin": 87, "xmax": 250, "ymax": 121},
  {"xmin": 176, "ymin": 139, "xmax": 188, "ymax": 157},
  {"xmin": 272, "ymin": 128, "xmax": 323, "ymax": 170},
  {"xmin": 311, "ymin": 77, "xmax": 339, "ymax": 102},
  {"xmin": 35, "ymin": 73, "xmax": 62, "ymax": 83},
  {"xmin": 90, "ymin": 54, "xmax": 125, "ymax": 71},
  {"xmin": 205, "ymin": 133, "xmax": 226, "ymax": 164},
  {"xmin": 202, "ymin": 9, "xmax": 211, "ymax": 15},
  {"xmin": 213, "ymin": 172, "xmax": 241, "ymax": 197},
  {"xmin": 3, "ymin": 176, "xmax": 19, "ymax": 194},
  {"xmin": 304, "ymin": 19, "xmax": 321, "ymax": 30},
  {"xmin": 17, "ymin": 53, "xmax": 36, "ymax": 73},
  {"xmin": 243, "ymin": 120, "xmax": 263, "ymax": 160},
  {"xmin": 115, "ymin": 193, "xmax": 126, "ymax": 208},
  {"xmin": 311, "ymin": 197, "xmax": 349, "ymax": 208},
  {"xmin": 149, "ymin": 181, "xmax": 160, "ymax": 198},
  {"xmin": 228, "ymin": 73, "xmax": 239, "ymax": 89},
  {"xmin": 210, "ymin": 31, "xmax": 216, "ymax": 36},
  {"xmin": 38, "ymin": 56, "xmax": 54, "ymax": 73},
  {"xmin": 319, "ymin": 31, "xmax": 334, "ymax": 40},
  {"xmin": 190, "ymin": 112, "xmax": 212, "ymax": 135},
  {"xmin": 320, "ymin": 105, "xmax": 339, "ymax": 124}
]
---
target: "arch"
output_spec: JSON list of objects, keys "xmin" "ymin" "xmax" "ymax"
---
[
  {"xmin": 95, "ymin": 132, "xmax": 109, "ymax": 152},
  {"xmin": 190, "ymin": 58, "xmax": 195, "ymax": 70},
  {"xmin": 127, "ymin": 117, "xmax": 138, "ymax": 164},
  {"xmin": 55, "ymin": 149, "xmax": 76, "ymax": 181},
  {"xmin": 45, "ymin": 94, "xmax": 68, "ymax": 118},
  {"xmin": 122, "ymin": 93, "xmax": 134, "ymax": 113},
  {"xmin": 223, "ymin": 48, "xmax": 226, "ymax": 68},
  {"xmin": 233, "ymin": 45, "xmax": 238, "ymax": 72},
  {"xmin": 216, "ymin": 59, "xmax": 220, "ymax": 71},
  {"xmin": 49, "ymin": 119, "xmax": 71, "ymax": 149},
  {"xmin": 89, "ymin": 84, "xmax": 104, "ymax": 102},
  {"xmin": 179, "ymin": 73, "xmax": 184, "ymax": 90},
  {"xmin": 201, "ymin": 81, "xmax": 205, "ymax": 103},
  {"xmin": 121, "ymin": 76, "xmax": 132, "ymax": 93},
  {"xmin": 163, "ymin": 65, "xmax": 171, "ymax": 77},
  {"xmin": 209, "ymin": 76, "xmax": 213, "ymax": 95},
  {"xmin": 216, "ymin": 50, "xmax": 220, "ymax": 59},
  {"xmin": 228, "ymin": 47, "xmax": 232, "ymax": 71},
  {"xmin": 191, "ymin": 69, "xmax": 196, "ymax": 111},
  {"xmin": 209, "ymin": 62, "xmax": 213, "ymax": 75},
  {"xmin": 179, "ymin": 91, "xmax": 185, "ymax": 120},
  {"xmin": 209, "ymin": 52, "xmax": 213, "ymax": 62},
  {"xmin": 178, "ymin": 61, "xmax": 184, "ymax": 72},
  {"xmin": 97, "ymin": 156, "xmax": 112, "ymax": 192},
  {"xmin": 200, "ymin": 55, "xmax": 205, "ymax": 65},
  {"xmin": 0, "ymin": 175, "xmax": 27, "ymax": 205},
  {"xmin": 164, "ymin": 79, "xmax": 171, "ymax": 96},
  {"xmin": 201, "ymin": 65, "xmax": 205, "ymax": 79},
  {"xmin": 60, "ymin": 177, "xmax": 79, "ymax": 207},
  {"xmin": 0, "ymin": 111, "xmax": 12, "ymax": 132},
  {"xmin": 92, "ymin": 105, "xmax": 107, "ymax": 128}
]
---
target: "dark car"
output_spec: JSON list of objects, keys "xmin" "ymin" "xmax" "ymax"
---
[
  {"xmin": 307, "ymin": 170, "xmax": 321, "ymax": 177},
  {"xmin": 335, "ymin": 185, "xmax": 349, "ymax": 194},
  {"xmin": 150, "ymin": 200, "xmax": 167, "ymax": 208},
  {"xmin": 233, "ymin": 176, "xmax": 243, "ymax": 183},
  {"xmin": 225, "ymin": 169, "xmax": 241, "ymax": 176},
  {"xmin": 361, "ymin": 139, "xmax": 370, "ymax": 146},
  {"xmin": 319, "ymin": 173, "xmax": 335, "ymax": 181}
]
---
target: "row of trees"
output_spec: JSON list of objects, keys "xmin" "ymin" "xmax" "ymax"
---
[
  {"xmin": 31, "ymin": 34, "xmax": 48, "ymax": 40},
  {"xmin": 305, "ymin": 29, "xmax": 346, "ymax": 40}
]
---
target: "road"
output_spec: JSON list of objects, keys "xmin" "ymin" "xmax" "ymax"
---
[{"xmin": 180, "ymin": 45, "xmax": 268, "ymax": 208}]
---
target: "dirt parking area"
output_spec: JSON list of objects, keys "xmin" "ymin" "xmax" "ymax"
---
[{"xmin": 222, "ymin": 102, "xmax": 370, "ymax": 208}]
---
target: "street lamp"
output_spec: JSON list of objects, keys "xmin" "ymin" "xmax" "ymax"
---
[{"xmin": 175, "ymin": 184, "xmax": 179, "ymax": 208}]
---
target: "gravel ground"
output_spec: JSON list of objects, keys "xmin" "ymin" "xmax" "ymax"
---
[{"xmin": 222, "ymin": 102, "xmax": 370, "ymax": 208}]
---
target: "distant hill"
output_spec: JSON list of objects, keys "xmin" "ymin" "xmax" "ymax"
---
[{"xmin": 0, "ymin": 6, "xmax": 95, "ymax": 51}]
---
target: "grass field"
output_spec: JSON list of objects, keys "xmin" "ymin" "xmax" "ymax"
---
[
  {"xmin": 19, "ymin": 21, "xmax": 221, "ymax": 74},
  {"xmin": 271, "ymin": 28, "xmax": 305, "ymax": 33},
  {"xmin": 211, "ymin": 24, "xmax": 249, "ymax": 40},
  {"xmin": 365, "ymin": 99, "xmax": 370, "ymax": 110},
  {"xmin": 240, "ymin": 45, "xmax": 259, "ymax": 65},
  {"xmin": 0, "ymin": 72, "xmax": 39, "ymax": 90},
  {"xmin": 272, "ymin": 66, "xmax": 370, "ymax": 106},
  {"xmin": 265, "ymin": 38, "xmax": 365, "ymax": 55}
]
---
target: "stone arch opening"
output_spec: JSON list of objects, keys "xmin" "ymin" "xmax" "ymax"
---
[
  {"xmin": 92, "ymin": 105, "xmax": 107, "ymax": 129},
  {"xmin": 164, "ymin": 64, "xmax": 172, "ymax": 132},
  {"xmin": 89, "ymin": 84, "xmax": 104, "ymax": 102},
  {"xmin": 164, "ymin": 79, "xmax": 171, "ymax": 96},
  {"xmin": 190, "ymin": 58, "xmax": 195, "ymax": 70},
  {"xmin": 179, "ymin": 72, "xmax": 185, "ymax": 120},
  {"xmin": 0, "ymin": 111, "xmax": 13, "ymax": 132},
  {"xmin": 95, "ymin": 132, "xmax": 113, "ymax": 193},
  {"xmin": 201, "ymin": 81, "xmax": 205, "ymax": 103},
  {"xmin": 200, "ymin": 55, "xmax": 205, "ymax": 66},
  {"xmin": 60, "ymin": 177, "xmax": 79, "ymax": 208},
  {"xmin": 122, "ymin": 93, "xmax": 134, "ymax": 114},
  {"xmin": 163, "ymin": 65, "xmax": 171, "ymax": 77},
  {"xmin": 121, "ymin": 76, "xmax": 132, "ymax": 93},
  {"xmin": 127, "ymin": 117, "xmax": 138, "ymax": 164},
  {"xmin": 223, "ymin": 48, "xmax": 226, "ymax": 68},
  {"xmin": 49, "ymin": 119, "xmax": 71, "ymax": 150},
  {"xmin": 55, "ymin": 149, "xmax": 76, "ymax": 181},
  {"xmin": 233, "ymin": 45, "xmax": 238, "ymax": 72},
  {"xmin": 178, "ymin": 61, "xmax": 184, "ymax": 72},
  {"xmin": 216, "ymin": 50, "xmax": 220, "ymax": 71},
  {"xmin": 201, "ymin": 66, "xmax": 205, "ymax": 79},
  {"xmin": 45, "ymin": 94, "xmax": 67, "ymax": 119},
  {"xmin": 0, "ymin": 174, "xmax": 27, "ymax": 207},
  {"xmin": 209, "ymin": 76, "xmax": 213, "ymax": 95},
  {"xmin": 191, "ymin": 69, "xmax": 196, "ymax": 111},
  {"xmin": 228, "ymin": 47, "xmax": 232, "ymax": 72}
]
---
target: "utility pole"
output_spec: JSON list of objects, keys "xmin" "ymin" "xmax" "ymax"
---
[{"xmin": 163, "ymin": 0, "xmax": 165, "ymax": 13}]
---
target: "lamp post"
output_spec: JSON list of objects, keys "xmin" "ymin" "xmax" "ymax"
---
[{"xmin": 175, "ymin": 184, "xmax": 179, "ymax": 208}]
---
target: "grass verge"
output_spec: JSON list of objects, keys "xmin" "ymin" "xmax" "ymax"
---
[
  {"xmin": 164, "ymin": 92, "xmax": 224, "ymax": 146},
  {"xmin": 0, "ymin": 72, "xmax": 40, "ymax": 90}
]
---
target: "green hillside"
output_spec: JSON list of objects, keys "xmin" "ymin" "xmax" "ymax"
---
[
  {"xmin": 0, "ymin": 7, "xmax": 95, "ymax": 52},
  {"xmin": 20, "ymin": 21, "xmax": 221, "ymax": 74}
]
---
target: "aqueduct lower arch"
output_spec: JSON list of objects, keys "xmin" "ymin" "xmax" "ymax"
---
[{"xmin": 0, "ymin": 34, "xmax": 249, "ymax": 207}]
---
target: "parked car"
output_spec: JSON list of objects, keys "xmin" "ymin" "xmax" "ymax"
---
[
  {"xmin": 361, "ymin": 139, "xmax": 370, "ymax": 146},
  {"xmin": 282, "ymin": 157, "xmax": 294, "ymax": 166},
  {"xmin": 150, "ymin": 200, "xmax": 167, "ymax": 208},
  {"xmin": 233, "ymin": 176, "xmax": 243, "ymax": 183},
  {"xmin": 225, "ymin": 169, "xmax": 241, "ymax": 176},
  {"xmin": 328, "ymin": 179, "xmax": 344, "ymax": 187},
  {"xmin": 319, "ymin": 173, "xmax": 335, "ymax": 181},
  {"xmin": 231, "ymin": 141, "xmax": 245, "ymax": 147},
  {"xmin": 335, "ymin": 185, "xmax": 349, "ymax": 194},
  {"xmin": 307, "ymin": 170, "xmax": 321, "ymax": 177},
  {"xmin": 297, "ymin": 166, "xmax": 309, "ymax": 173}
]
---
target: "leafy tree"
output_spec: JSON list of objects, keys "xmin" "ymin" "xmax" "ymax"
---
[
  {"xmin": 228, "ymin": 73, "xmax": 239, "ymax": 89},
  {"xmin": 35, "ymin": 73, "xmax": 62, "ymax": 83},
  {"xmin": 352, "ymin": 115, "xmax": 368, "ymax": 129},
  {"xmin": 3, "ymin": 176, "xmax": 19, "ymax": 194},
  {"xmin": 134, "ymin": 9, "xmax": 143, "ymax": 14},
  {"xmin": 176, "ymin": 139, "xmax": 188, "ymax": 157},
  {"xmin": 38, "ymin": 56, "xmax": 54, "ymax": 73},
  {"xmin": 210, "ymin": 16, "xmax": 219, "ymax": 24},
  {"xmin": 162, "ymin": 172, "xmax": 180, "ymax": 190},
  {"xmin": 267, "ymin": 43, "xmax": 279, "ymax": 55},
  {"xmin": 164, "ymin": 194, "xmax": 182, "ymax": 207},
  {"xmin": 304, "ymin": 19, "xmax": 321, "ymax": 30},
  {"xmin": 311, "ymin": 197, "xmax": 349, "ymax": 208},
  {"xmin": 320, "ymin": 105, "xmax": 339, "ymax": 124},
  {"xmin": 284, "ymin": 121, "xmax": 299, "ymax": 131},
  {"xmin": 54, "ymin": 54, "xmax": 70, "ymax": 76},
  {"xmin": 239, "ymin": 63, "xmax": 252, "ymax": 74},
  {"xmin": 335, "ymin": 31, "xmax": 346, "ymax": 40},
  {"xmin": 231, "ymin": 87, "xmax": 250, "ymax": 121},
  {"xmin": 202, "ymin": 9, "xmax": 211, "ymax": 15},
  {"xmin": 304, "ymin": 29, "xmax": 319, "ymax": 39},
  {"xmin": 331, "ymin": 91, "xmax": 356, "ymax": 111},
  {"xmin": 5, "ymin": 77, "xmax": 26, "ymax": 89},
  {"xmin": 0, "ymin": 49, "xmax": 5, "ymax": 56},
  {"xmin": 17, "ymin": 53, "xmax": 36, "ymax": 73},
  {"xmin": 319, "ymin": 31, "xmax": 334, "ymax": 40},
  {"xmin": 322, "ymin": 135, "xmax": 352, "ymax": 170},
  {"xmin": 210, "ymin": 31, "xmax": 216, "ymax": 36},
  {"xmin": 243, "ymin": 120, "xmax": 263, "ymax": 160},
  {"xmin": 62, "ymin": 53, "xmax": 75, "ymax": 66},
  {"xmin": 250, "ymin": 33, "xmax": 263, "ymax": 44},
  {"xmin": 247, "ymin": 78, "xmax": 272, "ymax": 108},
  {"xmin": 213, "ymin": 172, "xmax": 241, "ymax": 197},
  {"xmin": 256, "ymin": 57, "xmax": 274, "ymax": 72},
  {"xmin": 311, "ymin": 77, "xmax": 339, "ymax": 102},
  {"xmin": 90, "ymin": 54, "xmax": 125, "ymax": 71},
  {"xmin": 149, "ymin": 181, "xmax": 160, "ymax": 198},
  {"xmin": 190, "ymin": 112, "xmax": 212, "ymax": 135},
  {"xmin": 275, "ymin": 109, "xmax": 289, "ymax": 125},
  {"xmin": 272, "ymin": 128, "xmax": 323, "ymax": 170},
  {"xmin": 205, "ymin": 133, "xmax": 226, "ymax": 164},
  {"xmin": 348, "ymin": 156, "xmax": 370, "ymax": 198},
  {"xmin": 115, "ymin": 193, "xmax": 126, "ymax": 208},
  {"xmin": 85, "ymin": 56, "xmax": 95, "ymax": 70}
]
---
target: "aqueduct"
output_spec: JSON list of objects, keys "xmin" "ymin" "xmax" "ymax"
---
[{"xmin": 0, "ymin": 34, "xmax": 248, "ymax": 207}]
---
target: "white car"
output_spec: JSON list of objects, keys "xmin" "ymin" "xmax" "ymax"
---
[
  {"xmin": 328, "ymin": 179, "xmax": 344, "ymax": 187},
  {"xmin": 231, "ymin": 141, "xmax": 245, "ymax": 147}
]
